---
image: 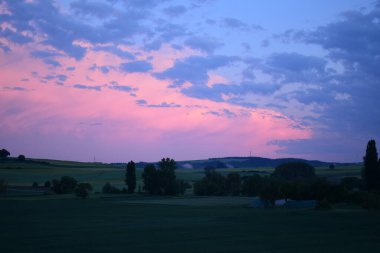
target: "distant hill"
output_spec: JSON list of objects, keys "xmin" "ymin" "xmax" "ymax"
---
[{"xmin": 129, "ymin": 156, "xmax": 359, "ymax": 169}]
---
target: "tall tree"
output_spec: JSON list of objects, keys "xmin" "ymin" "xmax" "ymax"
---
[
  {"xmin": 0, "ymin": 149, "xmax": 10, "ymax": 159},
  {"xmin": 226, "ymin": 172, "xmax": 241, "ymax": 196},
  {"xmin": 362, "ymin": 140, "xmax": 380, "ymax": 191},
  {"xmin": 142, "ymin": 164, "xmax": 161, "ymax": 195},
  {"xmin": 158, "ymin": 158, "xmax": 177, "ymax": 195},
  {"xmin": 125, "ymin": 160, "xmax": 136, "ymax": 193}
]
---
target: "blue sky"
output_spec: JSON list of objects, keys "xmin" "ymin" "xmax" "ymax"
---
[{"xmin": 0, "ymin": 0, "xmax": 379, "ymax": 162}]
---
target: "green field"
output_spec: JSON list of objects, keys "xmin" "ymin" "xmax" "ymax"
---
[
  {"xmin": 0, "ymin": 196, "xmax": 380, "ymax": 253},
  {"xmin": 1, "ymin": 159, "xmax": 378, "ymax": 252},
  {"xmin": 0, "ymin": 158, "xmax": 363, "ymax": 192}
]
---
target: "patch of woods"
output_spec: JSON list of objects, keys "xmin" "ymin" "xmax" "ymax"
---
[
  {"xmin": 193, "ymin": 140, "xmax": 380, "ymax": 210},
  {"xmin": 1, "ymin": 140, "xmax": 380, "ymax": 210}
]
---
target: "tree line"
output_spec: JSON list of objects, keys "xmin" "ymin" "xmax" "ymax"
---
[{"xmin": 1, "ymin": 140, "xmax": 380, "ymax": 208}]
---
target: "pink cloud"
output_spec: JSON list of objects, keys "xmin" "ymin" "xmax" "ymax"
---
[{"xmin": 0, "ymin": 41, "xmax": 313, "ymax": 162}]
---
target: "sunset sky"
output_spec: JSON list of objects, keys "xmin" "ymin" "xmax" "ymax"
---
[{"xmin": 1, "ymin": 0, "xmax": 379, "ymax": 163}]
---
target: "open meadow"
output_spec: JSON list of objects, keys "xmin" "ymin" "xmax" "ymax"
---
[
  {"xmin": 1, "ymin": 195, "xmax": 380, "ymax": 253},
  {"xmin": 0, "ymin": 158, "xmax": 362, "ymax": 191},
  {"xmin": 1, "ymin": 159, "xmax": 378, "ymax": 252}
]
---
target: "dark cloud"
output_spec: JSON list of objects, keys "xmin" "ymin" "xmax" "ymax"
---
[
  {"xmin": 42, "ymin": 74, "xmax": 67, "ymax": 83},
  {"xmin": 204, "ymin": 109, "xmax": 236, "ymax": 118},
  {"xmin": 184, "ymin": 36, "xmax": 223, "ymax": 54},
  {"xmin": 123, "ymin": 0, "xmax": 163, "ymax": 9},
  {"xmin": 70, "ymin": 0, "xmax": 115, "ymax": 19},
  {"xmin": 0, "ymin": 42, "xmax": 10, "ymax": 52},
  {"xmin": 90, "ymin": 64, "xmax": 113, "ymax": 73},
  {"xmin": 221, "ymin": 17, "xmax": 261, "ymax": 32},
  {"xmin": 43, "ymin": 59, "xmax": 61, "ymax": 67},
  {"xmin": 1, "ymin": 0, "xmax": 152, "ymax": 60},
  {"xmin": 3, "ymin": 86, "xmax": 29, "ymax": 91},
  {"xmin": 156, "ymin": 55, "xmax": 238, "ymax": 86},
  {"xmin": 31, "ymin": 49, "xmax": 63, "ymax": 67},
  {"xmin": 295, "ymin": 7, "xmax": 380, "ymax": 77},
  {"xmin": 0, "ymin": 28, "xmax": 33, "ymax": 44},
  {"xmin": 181, "ymin": 81, "xmax": 279, "ymax": 103},
  {"xmin": 261, "ymin": 40, "xmax": 270, "ymax": 48},
  {"xmin": 267, "ymin": 53, "xmax": 327, "ymax": 73},
  {"xmin": 163, "ymin": 5, "xmax": 187, "ymax": 17},
  {"xmin": 56, "ymin": 75, "xmax": 68, "ymax": 82},
  {"xmin": 109, "ymin": 85, "xmax": 133, "ymax": 92},
  {"xmin": 266, "ymin": 2, "xmax": 380, "ymax": 156},
  {"xmin": 147, "ymin": 102, "xmax": 181, "ymax": 108},
  {"xmin": 93, "ymin": 46, "xmax": 135, "ymax": 60},
  {"xmin": 120, "ymin": 60, "xmax": 153, "ymax": 73},
  {"xmin": 31, "ymin": 50, "xmax": 63, "ymax": 59},
  {"xmin": 144, "ymin": 22, "xmax": 188, "ymax": 51},
  {"xmin": 66, "ymin": 66, "xmax": 76, "ymax": 71},
  {"xmin": 136, "ymin": 99, "xmax": 147, "ymax": 105},
  {"xmin": 73, "ymin": 84, "xmax": 102, "ymax": 91},
  {"xmin": 135, "ymin": 99, "xmax": 182, "ymax": 108}
]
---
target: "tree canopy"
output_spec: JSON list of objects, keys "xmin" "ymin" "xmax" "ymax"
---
[
  {"xmin": 0, "ymin": 149, "xmax": 10, "ymax": 159},
  {"xmin": 272, "ymin": 162, "xmax": 315, "ymax": 181},
  {"xmin": 362, "ymin": 140, "xmax": 380, "ymax": 191},
  {"xmin": 125, "ymin": 160, "xmax": 136, "ymax": 193}
]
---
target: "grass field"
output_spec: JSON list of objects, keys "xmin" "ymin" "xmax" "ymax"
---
[
  {"xmin": 0, "ymin": 158, "xmax": 363, "ymax": 192},
  {"xmin": 0, "ymin": 195, "xmax": 379, "ymax": 253},
  {"xmin": 0, "ymin": 159, "xmax": 377, "ymax": 252}
]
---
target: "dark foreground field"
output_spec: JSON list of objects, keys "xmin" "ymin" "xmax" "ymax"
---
[{"xmin": 1, "ymin": 196, "xmax": 380, "ymax": 253}]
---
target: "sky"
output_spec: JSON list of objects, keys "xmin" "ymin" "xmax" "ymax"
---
[{"xmin": 0, "ymin": 0, "xmax": 379, "ymax": 163}]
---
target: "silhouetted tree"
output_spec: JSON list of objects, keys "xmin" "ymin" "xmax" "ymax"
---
[
  {"xmin": 259, "ymin": 180, "xmax": 281, "ymax": 207},
  {"xmin": 362, "ymin": 140, "xmax": 380, "ymax": 191},
  {"xmin": 17, "ymin": 155, "xmax": 26, "ymax": 161},
  {"xmin": 51, "ymin": 176, "xmax": 78, "ymax": 194},
  {"xmin": 176, "ymin": 179, "xmax": 190, "ymax": 195},
  {"xmin": 142, "ymin": 164, "xmax": 161, "ymax": 195},
  {"xmin": 44, "ymin": 180, "xmax": 51, "ymax": 188},
  {"xmin": 52, "ymin": 179, "xmax": 62, "ymax": 194},
  {"xmin": 159, "ymin": 158, "xmax": 177, "ymax": 195},
  {"xmin": 125, "ymin": 160, "xmax": 136, "ymax": 193},
  {"xmin": 102, "ymin": 182, "xmax": 121, "ymax": 194},
  {"xmin": 194, "ymin": 170, "xmax": 227, "ymax": 196},
  {"xmin": 75, "ymin": 183, "xmax": 92, "ymax": 199},
  {"xmin": 341, "ymin": 177, "xmax": 361, "ymax": 191},
  {"xmin": 0, "ymin": 179, "xmax": 7, "ymax": 194},
  {"xmin": 226, "ymin": 172, "xmax": 241, "ymax": 196},
  {"xmin": 32, "ymin": 182, "xmax": 38, "ymax": 187},
  {"xmin": 329, "ymin": 164, "xmax": 335, "ymax": 170},
  {"xmin": 272, "ymin": 162, "xmax": 315, "ymax": 181},
  {"xmin": 0, "ymin": 149, "xmax": 10, "ymax": 159},
  {"xmin": 241, "ymin": 175, "xmax": 266, "ymax": 196}
]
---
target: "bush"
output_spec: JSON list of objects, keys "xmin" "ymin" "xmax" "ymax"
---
[
  {"xmin": 75, "ymin": 183, "xmax": 93, "ymax": 199},
  {"xmin": 346, "ymin": 191, "xmax": 380, "ymax": 210},
  {"xmin": 340, "ymin": 177, "xmax": 361, "ymax": 191},
  {"xmin": 272, "ymin": 162, "xmax": 315, "ymax": 181},
  {"xmin": 44, "ymin": 181, "xmax": 51, "ymax": 188},
  {"xmin": 315, "ymin": 199, "xmax": 332, "ymax": 210},
  {"xmin": 241, "ymin": 175, "xmax": 266, "ymax": 197},
  {"xmin": 17, "ymin": 155, "xmax": 26, "ymax": 161},
  {"xmin": 0, "ymin": 179, "xmax": 7, "ymax": 194},
  {"xmin": 176, "ymin": 179, "xmax": 191, "ymax": 195},
  {"xmin": 259, "ymin": 180, "xmax": 282, "ymax": 207},
  {"xmin": 102, "ymin": 182, "xmax": 121, "ymax": 194},
  {"xmin": 51, "ymin": 176, "xmax": 78, "ymax": 194},
  {"xmin": 226, "ymin": 172, "xmax": 241, "ymax": 196},
  {"xmin": 193, "ymin": 170, "xmax": 226, "ymax": 196}
]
